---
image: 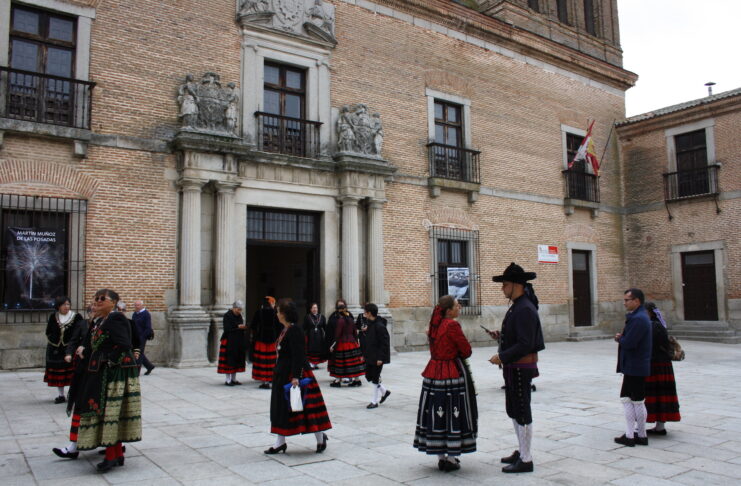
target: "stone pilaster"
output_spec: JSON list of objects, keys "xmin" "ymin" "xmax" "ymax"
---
[
  {"xmin": 367, "ymin": 198, "xmax": 386, "ymax": 307},
  {"xmin": 168, "ymin": 177, "xmax": 211, "ymax": 368},
  {"xmin": 212, "ymin": 181, "xmax": 239, "ymax": 313},
  {"xmin": 341, "ymin": 196, "xmax": 362, "ymax": 313}
]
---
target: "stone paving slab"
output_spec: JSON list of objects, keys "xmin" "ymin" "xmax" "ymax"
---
[{"xmin": 1, "ymin": 340, "xmax": 741, "ymax": 484}]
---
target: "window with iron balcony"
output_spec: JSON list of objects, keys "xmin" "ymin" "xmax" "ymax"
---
[
  {"xmin": 664, "ymin": 129, "xmax": 720, "ymax": 201},
  {"xmin": 427, "ymin": 100, "xmax": 481, "ymax": 184},
  {"xmin": 562, "ymin": 132, "xmax": 600, "ymax": 204}
]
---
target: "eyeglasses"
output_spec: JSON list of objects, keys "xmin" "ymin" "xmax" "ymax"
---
[
  {"xmin": 94, "ymin": 296, "xmax": 111, "ymax": 302},
  {"xmin": 623, "ymin": 297, "xmax": 635, "ymax": 302}
]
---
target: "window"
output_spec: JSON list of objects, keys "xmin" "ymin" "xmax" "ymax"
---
[
  {"xmin": 427, "ymin": 96, "xmax": 480, "ymax": 183},
  {"xmin": 0, "ymin": 194, "xmax": 86, "ymax": 322},
  {"xmin": 256, "ymin": 62, "xmax": 320, "ymax": 157},
  {"xmin": 556, "ymin": 0, "xmax": 569, "ymax": 24},
  {"xmin": 528, "ymin": 0, "xmax": 540, "ymax": 12},
  {"xmin": 432, "ymin": 227, "xmax": 480, "ymax": 316},
  {"xmin": 247, "ymin": 207, "xmax": 317, "ymax": 245},
  {"xmin": 562, "ymin": 127, "xmax": 599, "ymax": 203},
  {"xmin": 583, "ymin": 0, "xmax": 596, "ymax": 35},
  {"xmin": 10, "ymin": 6, "xmax": 76, "ymax": 76},
  {"xmin": 566, "ymin": 132, "xmax": 585, "ymax": 171},
  {"xmin": 672, "ymin": 129, "xmax": 712, "ymax": 198}
]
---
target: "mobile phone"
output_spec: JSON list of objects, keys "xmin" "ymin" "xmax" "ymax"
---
[{"xmin": 480, "ymin": 325, "xmax": 491, "ymax": 333}]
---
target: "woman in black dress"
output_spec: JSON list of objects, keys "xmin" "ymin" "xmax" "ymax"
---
[
  {"xmin": 217, "ymin": 300, "xmax": 248, "ymax": 385},
  {"xmin": 265, "ymin": 298, "xmax": 332, "ymax": 455},
  {"xmin": 44, "ymin": 296, "xmax": 86, "ymax": 403},
  {"xmin": 644, "ymin": 302, "xmax": 681, "ymax": 435},
  {"xmin": 303, "ymin": 302, "xmax": 327, "ymax": 369},
  {"xmin": 251, "ymin": 296, "xmax": 281, "ymax": 388}
]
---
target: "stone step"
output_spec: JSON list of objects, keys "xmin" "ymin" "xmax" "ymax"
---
[
  {"xmin": 673, "ymin": 335, "xmax": 741, "ymax": 345},
  {"xmin": 566, "ymin": 332, "xmax": 613, "ymax": 342}
]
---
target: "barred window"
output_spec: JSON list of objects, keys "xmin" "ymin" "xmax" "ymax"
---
[
  {"xmin": 0, "ymin": 194, "xmax": 86, "ymax": 323},
  {"xmin": 431, "ymin": 226, "xmax": 481, "ymax": 316},
  {"xmin": 247, "ymin": 207, "xmax": 317, "ymax": 244}
]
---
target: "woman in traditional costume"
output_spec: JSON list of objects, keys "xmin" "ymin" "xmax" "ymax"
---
[
  {"xmin": 251, "ymin": 296, "xmax": 281, "ymax": 388},
  {"xmin": 644, "ymin": 302, "xmax": 681, "ymax": 435},
  {"xmin": 413, "ymin": 295, "xmax": 477, "ymax": 472},
  {"xmin": 327, "ymin": 302, "xmax": 364, "ymax": 387},
  {"xmin": 44, "ymin": 296, "xmax": 86, "ymax": 403},
  {"xmin": 265, "ymin": 298, "xmax": 331, "ymax": 455},
  {"xmin": 217, "ymin": 300, "xmax": 248, "ymax": 385},
  {"xmin": 303, "ymin": 302, "xmax": 327, "ymax": 369},
  {"xmin": 52, "ymin": 288, "xmax": 142, "ymax": 472}
]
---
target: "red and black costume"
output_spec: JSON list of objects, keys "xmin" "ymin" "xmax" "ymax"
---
[
  {"xmin": 44, "ymin": 311, "xmax": 86, "ymax": 387},
  {"xmin": 251, "ymin": 304, "xmax": 281, "ymax": 383},
  {"xmin": 303, "ymin": 311, "xmax": 328, "ymax": 365},
  {"xmin": 328, "ymin": 312, "xmax": 365, "ymax": 379},
  {"xmin": 217, "ymin": 309, "xmax": 247, "ymax": 375},
  {"xmin": 645, "ymin": 317, "xmax": 681, "ymax": 424},
  {"xmin": 413, "ymin": 306, "xmax": 477, "ymax": 456},
  {"xmin": 270, "ymin": 323, "xmax": 331, "ymax": 436}
]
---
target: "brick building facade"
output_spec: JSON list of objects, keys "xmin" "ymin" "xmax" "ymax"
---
[{"xmin": 0, "ymin": 0, "xmax": 732, "ymax": 369}]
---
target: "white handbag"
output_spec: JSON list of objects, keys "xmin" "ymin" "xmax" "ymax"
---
[{"xmin": 289, "ymin": 385, "xmax": 304, "ymax": 412}]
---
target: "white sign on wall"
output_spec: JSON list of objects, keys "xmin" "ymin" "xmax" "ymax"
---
[{"xmin": 538, "ymin": 245, "xmax": 559, "ymax": 263}]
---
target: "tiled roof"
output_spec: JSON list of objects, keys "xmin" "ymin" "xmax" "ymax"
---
[{"xmin": 617, "ymin": 87, "xmax": 741, "ymax": 126}]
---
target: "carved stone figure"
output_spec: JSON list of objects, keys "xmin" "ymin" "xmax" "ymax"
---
[
  {"xmin": 176, "ymin": 72, "xmax": 239, "ymax": 135},
  {"xmin": 336, "ymin": 104, "xmax": 383, "ymax": 156},
  {"xmin": 225, "ymin": 82, "xmax": 239, "ymax": 133},
  {"xmin": 177, "ymin": 74, "xmax": 199, "ymax": 128},
  {"xmin": 239, "ymin": 0, "xmax": 271, "ymax": 16},
  {"xmin": 238, "ymin": 0, "xmax": 336, "ymax": 44},
  {"xmin": 372, "ymin": 113, "xmax": 384, "ymax": 156},
  {"xmin": 305, "ymin": 0, "xmax": 335, "ymax": 42}
]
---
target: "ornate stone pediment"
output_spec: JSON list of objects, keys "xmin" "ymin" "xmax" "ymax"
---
[
  {"xmin": 237, "ymin": 0, "xmax": 336, "ymax": 46},
  {"xmin": 176, "ymin": 72, "xmax": 240, "ymax": 137}
]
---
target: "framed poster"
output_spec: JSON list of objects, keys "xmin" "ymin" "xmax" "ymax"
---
[{"xmin": 447, "ymin": 267, "xmax": 470, "ymax": 302}]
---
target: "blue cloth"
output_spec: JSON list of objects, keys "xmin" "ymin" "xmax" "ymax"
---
[
  {"xmin": 132, "ymin": 309, "xmax": 153, "ymax": 343},
  {"xmin": 617, "ymin": 305, "xmax": 652, "ymax": 376},
  {"xmin": 282, "ymin": 378, "xmax": 313, "ymax": 405}
]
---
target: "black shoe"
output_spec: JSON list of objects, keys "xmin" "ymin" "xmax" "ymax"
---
[
  {"xmin": 54, "ymin": 396, "xmax": 66, "ymax": 404},
  {"xmin": 330, "ymin": 381, "xmax": 341, "ymax": 387},
  {"xmin": 646, "ymin": 428, "xmax": 667, "ymax": 436},
  {"xmin": 441, "ymin": 459, "xmax": 461, "ymax": 472},
  {"xmin": 531, "ymin": 384, "xmax": 537, "ymax": 392},
  {"xmin": 316, "ymin": 433, "xmax": 328, "ymax": 453},
  {"xmin": 264, "ymin": 443, "xmax": 287, "ymax": 454},
  {"xmin": 614, "ymin": 434, "xmax": 635, "ymax": 447},
  {"xmin": 96, "ymin": 458, "xmax": 119, "ymax": 472},
  {"xmin": 232, "ymin": 380, "xmax": 242, "ymax": 386},
  {"xmin": 501, "ymin": 450, "xmax": 520, "ymax": 464},
  {"xmin": 502, "ymin": 458, "xmax": 533, "ymax": 473},
  {"xmin": 366, "ymin": 403, "xmax": 378, "ymax": 409},
  {"xmin": 225, "ymin": 381, "xmax": 234, "ymax": 386},
  {"xmin": 635, "ymin": 436, "xmax": 649, "ymax": 446},
  {"xmin": 349, "ymin": 380, "xmax": 362, "ymax": 387},
  {"xmin": 380, "ymin": 390, "xmax": 391, "ymax": 403},
  {"xmin": 258, "ymin": 382, "xmax": 270, "ymax": 389},
  {"xmin": 52, "ymin": 447, "xmax": 78, "ymax": 459},
  {"xmin": 144, "ymin": 366, "xmax": 154, "ymax": 375}
]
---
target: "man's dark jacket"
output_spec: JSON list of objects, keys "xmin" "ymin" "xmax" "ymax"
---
[
  {"xmin": 617, "ymin": 305, "xmax": 652, "ymax": 376},
  {"xmin": 359, "ymin": 316, "xmax": 390, "ymax": 364},
  {"xmin": 499, "ymin": 295, "xmax": 545, "ymax": 364}
]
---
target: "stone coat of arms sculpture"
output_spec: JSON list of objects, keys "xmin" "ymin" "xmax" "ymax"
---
[
  {"xmin": 177, "ymin": 72, "xmax": 240, "ymax": 136},
  {"xmin": 238, "ymin": 0, "xmax": 336, "ymax": 44},
  {"xmin": 336, "ymin": 104, "xmax": 384, "ymax": 158}
]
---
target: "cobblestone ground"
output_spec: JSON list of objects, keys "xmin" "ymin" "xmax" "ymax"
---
[{"xmin": 2, "ymin": 339, "xmax": 741, "ymax": 485}]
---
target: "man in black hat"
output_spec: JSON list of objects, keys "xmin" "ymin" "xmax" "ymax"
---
[{"xmin": 488, "ymin": 262, "xmax": 545, "ymax": 473}]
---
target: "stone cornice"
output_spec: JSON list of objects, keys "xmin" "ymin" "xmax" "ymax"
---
[
  {"xmin": 340, "ymin": 0, "xmax": 637, "ymax": 91},
  {"xmin": 334, "ymin": 153, "xmax": 398, "ymax": 177}
]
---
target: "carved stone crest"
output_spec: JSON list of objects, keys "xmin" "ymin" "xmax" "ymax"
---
[
  {"xmin": 238, "ymin": 0, "xmax": 336, "ymax": 45},
  {"xmin": 177, "ymin": 72, "xmax": 240, "ymax": 136},
  {"xmin": 336, "ymin": 104, "xmax": 384, "ymax": 157}
]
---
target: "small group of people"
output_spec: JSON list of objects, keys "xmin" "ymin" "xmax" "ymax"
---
[
  {"xmin": 50, "ymin": 289, "xmax": 143, "ymax": 472},
  {"xmin": 218, "ymin": 297, "xmax": 393, "ymax": 410},
  {"xmin": 614, "ymin": 288, "xmax": 681, "ymax": 447}
]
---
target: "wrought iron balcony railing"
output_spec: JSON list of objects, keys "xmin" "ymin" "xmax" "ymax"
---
[
  {"xmin": 0, "ymin": 66, "xmax": 94, "ymax": 130},
  {"xmin": 663, "ymin": 164, "xmax": 720, "ymax": 201},
  {"xmin": 562, "ymin": 169, "xmax": 600, "ymax": 203},
  {"xmin": 427, "ymin": 142, "xmax": 481, "ymax": 184},
  {"xmin": 255, "ymin": 111, "xmax": 322, "ymax": 159}
]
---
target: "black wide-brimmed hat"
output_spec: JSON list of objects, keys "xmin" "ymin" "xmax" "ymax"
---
[{"xmin": 492, "ymin": 262, "xmax": 536, "ymax": 285}]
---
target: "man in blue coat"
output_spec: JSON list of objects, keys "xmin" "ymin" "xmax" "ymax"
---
[
  {"xmin": 132, "ymin": 300, "xmax": 155, "ymax": 375},
  {"xmin": 614, "ymin": 288, "xmax": 652, "ymax": 447}
]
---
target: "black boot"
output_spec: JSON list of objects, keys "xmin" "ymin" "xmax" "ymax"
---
[{"xmin": 502, "ymin": 458, "xmax": 533, "ymax": 473}]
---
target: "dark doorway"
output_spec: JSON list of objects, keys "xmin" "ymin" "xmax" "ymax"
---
[
  {"xmin": 572, "ymin": 250, "xmax": 592, "ymax": 326},
  {"xmin": 246, "ymin": 208, "xmax": 319, "ymax": 315},
  {"xmin": 682, "ymin": 250, "xmax": 718, "ymax": 320}
]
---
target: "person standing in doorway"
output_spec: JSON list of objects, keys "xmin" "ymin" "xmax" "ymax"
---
[
  {"xmin": 218, "ymin": 301, "xmax": 248, "ymax": 386},
  {"xmin": 614, "ymin": 288, "xmax": 652, "ymax": 447},
  {"xmin": 359, "ymin": 303, "xmax": 391, "ymax": 409},
  {"xmin": 303, "ymin": 303, "xmax": 328, "ymax": 369},
  {"xmin": 132, "ymin": 300, "xmax": 155, "ymax": 375},
  {"xmin": 488, "ymin": 262, "xmax": 545, "ymax": 474},
  {"xmin": 251, "ymin": 296, "xmax": 281, "ymax": 388}
]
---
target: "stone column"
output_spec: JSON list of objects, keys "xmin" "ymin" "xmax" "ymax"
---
[
  {"xmin": 168, "ymin": 176, "xmax": 211, "ymax": 368},
  {"xmin": 212, "ymin": 181, "xmax": 238, "ymax": 311},
  {"xmin": 367, "ymin": 198, "xmax": 386, "ymax": 306},
  {"xmin": 341, "ymin": 196, "xmax": 361, "ymax": 312}
]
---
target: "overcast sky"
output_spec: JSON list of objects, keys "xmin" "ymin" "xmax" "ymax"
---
[{"xmin": 618, "ymin": 0, "xmax": 741, "ymax": 116}]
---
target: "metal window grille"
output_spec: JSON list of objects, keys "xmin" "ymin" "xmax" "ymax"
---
[
  {"xmin": 247, "ymin": 207, "xmax": 317, "ymax": 244},
  {"xmin": 430, "ymin": 226, "xmax": 481, "ymax": 316},
  {"xmin": 0, "ymin": 194, "xmax": 86, "ymax": 323}
]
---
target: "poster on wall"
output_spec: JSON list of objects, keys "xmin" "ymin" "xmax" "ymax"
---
[
  {"xmin": 538, "ymin": 244, "xmax": 559, "ymax": 264},
  {"xmin": 447, "ymin": 267, "xmax": 470, "ymax": 303},
  {"xmin": 3, "ymin": 226, "xmax": 66, "ymax": 310}
]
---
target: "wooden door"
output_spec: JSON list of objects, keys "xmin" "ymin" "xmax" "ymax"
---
[
  {"xmin": 572, "ymin": 250, "xmax": 592, "ymax": 326},
  {"xmin": 682, "ymin": 251, "xmax": 718, "ymax": 320}
]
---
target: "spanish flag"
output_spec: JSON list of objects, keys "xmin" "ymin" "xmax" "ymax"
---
[{"xmin": 569, "ymin": 120, "xmax": 600, "ymax": 176}]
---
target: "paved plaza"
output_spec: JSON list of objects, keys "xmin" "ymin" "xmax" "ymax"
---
[{"xmin": 2, "ymin": 339, "xmax": 741, "ymax": 485}]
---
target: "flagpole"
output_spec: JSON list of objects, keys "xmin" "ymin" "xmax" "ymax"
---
[{"xmin": 598, "ymin": 119, "xmax": 616, "ymax": 171}]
